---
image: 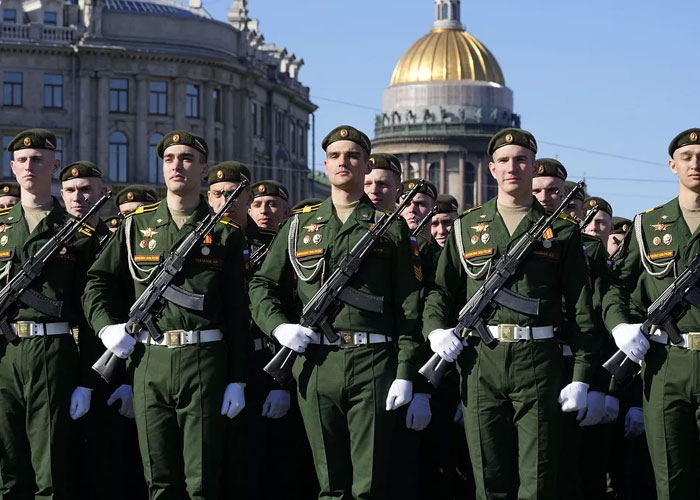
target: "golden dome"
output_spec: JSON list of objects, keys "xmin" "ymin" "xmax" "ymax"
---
[{"xmin": 390, "ymin": 28, "xmax": 504, "ymax": 86}]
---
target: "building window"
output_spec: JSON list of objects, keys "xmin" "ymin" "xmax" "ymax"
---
[
  {"xmin": 3, "ymin": 9, "xmax": 17, "ymax": 23},
  {"xmin": 1, "ymin": 136, "xmax": 13, "ymax": 177},
  {"xmin": 3, "ymin": 72, "xmax": 22, "ymax": 107},
  {"xmin": 299, "ymin": 126, "xmax": 305, "ymax": 157},
  {"xmin": 149, "ymin": 81, "xmax": 167, "ymax": 115},
  {"xmin": 454, "ymin": 2, "xmax": 459, "ymax": 20},
  {"xmin": 185, "ymin": 84, "xmax": 199, "ymax": 118},
  {"xmin": 260, "ymin": 107, "xmax": 266, "ymax": 139},
  {"xmin": 251, "ymin": 103, "xmax": 258, "ymax": 137},
  {"xmin": 109, "ymin": 79, "xmax": 128, "ymax": 113},
  {"xmin": 43, "ymin": 74, "xmax": 62, "ymax": 109},
  {"xmin": 148, "ymin": 133, "xmax": 163, "ymax": 184},
  {"xmin": 290, "ymin": 122, "xmax": 296, "ymax": 153},
  {"xmin": 213, "ymin": 89, "xmax": 221, "ymax": 122},
  {"xmin": 441, "ymin": 4, "xmax": 448, "ymax": 20},
  {"xmin": 43, "ymin": 11, "xmax": 57, "ymax": 26},
  {"xmin": 108, "ymin": 132, "xmax": 128, "ymax": 182},
  {"xmin": 275, "ymin": 112, "xmax": 283, "ymax": 143}
]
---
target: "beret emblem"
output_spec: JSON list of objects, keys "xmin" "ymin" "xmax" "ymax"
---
[
  {"xmin": 172, "ymin": 134, "xmax": 180, "ymax": 143},
  {"xmin": 216, "ymin": 170, "xmax": 224, "ymax": 179},
  {"xmin": 258, "ymin": 184, "xmax": 266, "ymax": 194},
  {"xmin": 71, "ymin": 167, "xmax": 79, "ymax": 177},
  {"xmin": 691, "ymin": 132, "xmax": 698, "ymax": 142},
  {"xmin": 339, "ymin": 129, "xmax": 348, "ymax": 138},
  {"xmin": 23, "ymin": 137, "xmax": 31, "ymax": 147},
  {"xmin": 2, "ymin": 187, "xmax": 8, "ymax": 194},
  {"xmin": 127, "ymin": 192, "xmax": 134, "ymax": 201},
  {"xmin": 505, "ymin": 134, "xmax": 513, "ymax": 143}
]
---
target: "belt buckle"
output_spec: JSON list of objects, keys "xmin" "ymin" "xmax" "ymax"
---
[
  {"xmin": 165, "ymin": 330, "xmax": 184, "ymax": 348},
  {"xmin": 498, "ymin": 324, "xmax": 517, "ymax": 342},
  {"xmin": 16, "ymin": 321, "xmax": 32, "ymax": 338},
  {"xmin": 339, "ymin": 331, "xmax": 358, "ymax": 349},
  {"xmin": 687, "ymin": 333, "xmax": 700, "ymax": 350}
]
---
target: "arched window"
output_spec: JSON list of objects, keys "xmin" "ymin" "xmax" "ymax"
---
[
  {"xmin": 428, "ymin": 161, "xmax": 440, "ymax": 189},
  {"xmin": 454, "ymin": 1, "xmax": 460, "ymax": 20},
  {"xmin": 442, "ymin": 4, "xmax": 448, "ymax": 20},
  {"xmin": 436, "ymin": 3, "xmax": 441, "ymax": 20},
  {"xmin": 463, "ymin": 162, "xmax": 475, "ymax": 208},
  {"xmin": 148, "ymin": 133, "xmax": 163, "ymax": 184},
  {"xmin": 108, "ymin": 132, "xmax": 128, "ymax": 182}
]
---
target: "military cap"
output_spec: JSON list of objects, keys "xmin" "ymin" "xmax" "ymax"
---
[
  {"xmin": 6, "ymin": 128, "xmax": 57, "ymax": 152},
  {"xmin": 292, "ymin": 198, "xmax": 323, "ymax": 212},
  {"xmin": 402, "ymin": 179, "xmax": 438, "ymax": 201},
  {"xmin": 436, "ymin": 194, "xmax": 458, "ymax": 214},
  {"xmin": 208, "ymin": 161, "xmax": 251, "ymax": 186},
  {"xmin": 322, "ymin": 125, "xmax": 371, "ymax": 156},
  {"xmin": 565, "ymin": 180, "xmax": 586, "ymax": 201},
  {"xmin": 60, "ymin": 161, "xmax": 103, "ymax": 182},
  {"xmin": 584, "ymin": 196, "xmax": 612, "ymax": 217},
  {"xmin": 668, "ymin": 128, "xmax": 700, "ymax": 157},
  {"xmin": 157, "ymin": 130, "xmax": 208, "ymax": 160},
  {"xmin": 0, "ymin": 182, "xmax": 20, "ymax": 198},
  {"xmin": 488, "ymin": 128, "xmax": 537, "ymax": 156},
  {"xmin": 369, "ymin": 153, "xmax": 402, "ymax": 176},
  {"xmin": 115, "ymin": 185, "xmax": 158, "ymax": 207},
  {"xmin": 535, "ymin": 158, "xmax": 567, "ymax": 180},
  {"xmin": 104, "ymin": 215, "xmax": 121, "ymax": 230},
  {"xmin": 252, "ymin": 180, "xmax": 289, "ymax": 201},
  {"xmin": 611, "ymin": 216, "xmax": 632, "ymax": 235}
]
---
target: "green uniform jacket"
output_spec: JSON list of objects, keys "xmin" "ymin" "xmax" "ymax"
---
[
  {"xmin": 603, "ymin": 198, "xmax": 699, "ymax": 331},
  {"xmin": 422, "ymin": 197, "xmax": 598, "ymax": 382},
  {"xmin": 248, "ymin": 195, "xmax": 423, "ymax": 380},
  {"xmin": 81, "ymin": 198, "xmax": 250, "ymax": 383}
]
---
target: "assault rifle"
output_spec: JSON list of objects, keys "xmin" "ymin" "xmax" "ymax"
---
[
  {"xmin": 603, "ymin": 254, "xmax": 700, "ymax": 382},
  {"xmin": 92, "ymin": 181, "xmax": 248, "ymax": 383},
  {"xmin": 263, "ymin": 181, "xmax": 426, "ymax": 385},
  {"xmin": 250, "ymin": 244, "xmax": 269, "ymax": 270},
  {"xmin": 411, "ymin": 205, "xmax": 438, "ymax": 238},
  {"xmin": 419, "ymin": 182, "xmax": 585, "ymax": 387},
  {"xmin": 0, "ymin": 191, "xmax": 113, "ymax": 341},
  {"xmin": 579, "ymin": 205, "xmax": 600, "ymax": 231}
]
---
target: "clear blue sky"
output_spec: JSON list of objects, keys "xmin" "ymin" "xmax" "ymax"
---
[{"xmin": 205, "ymin": 0, "xmax": 700, "ymax": 219}]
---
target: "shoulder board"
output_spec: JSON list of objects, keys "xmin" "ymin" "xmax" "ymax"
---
[
  {"xmin": 462, "ymin": 205, "xmax": 482, "ymax": 215},
  {"xmin": 125, "ymin": 201, "xmax": 161, "ymax": 218},
  {"xmin": 642, "ymin": 204, "xmax": 664, "ymax": 215},
  {"xmin": 78, "ymin": 223, "xmax": 95, "ymax": 237},
  {"xmin": 219, "ymin": 216, "xmax": 240, "ymax": 228},
  {"xmin": 0, "ymin": 207, "xmax": 12, "ymax": 217},
  {"xmin": 557, "ymin": 213, "xmax": 578, "ymax": 224},
  {"xmin": 291, "ymin": 203, "xmax": 321, "ymax": 215}
]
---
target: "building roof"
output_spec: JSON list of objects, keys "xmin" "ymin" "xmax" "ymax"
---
[{"xmin": 103, "ymin": 0, "xmax": 212, "ymax": 20}]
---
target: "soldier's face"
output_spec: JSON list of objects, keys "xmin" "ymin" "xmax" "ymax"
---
[
  {"xmin": 431, "ymin": 212, "xmax": 456, "ymax": 247},
  {"xmin": 325, "ymin": 141, "xmax": 371, "ymax": 193},
  {"xmin": 670, "ymin": 145, "xmax": 700, "ymax": 193},
  {"xmin": 0, "ymin": 196, "xmax": 19, "ymax": 209},
  {"xmin": 119, "ymin": 200, "xmax": 144, "ymax": 215},
  {"xmin": 567, "ymin": 198, "xmax": 585, "ymax": 220},
  {"xmin": 162, "ymin": 145, "xmax": 207, "ymax": 196},
  {"xmin": 401, "ymin": 193, "xmax": 435, "ymax": 230},
  {"xmin": 61, "ymin": 177, "xmax": 106, "ymax": 218},
  {"xmin": 249, "ymin": 195, "xmax": 287, "ymax": 230},
  {"xmin": 363, "ymin": 168, "xmax": 401, "ymax": 212},
  {"xmin": 11, "ymin": 148, "xmax": 59, "ymax": 195},
  {"xmin": 207, "ymin": 181, "xmax": 252, "ymax": 222},
  {"xmin": 583, "ymin": 210, "xmax": 612, "ymax": 243},
  {"xmin": 489, "ymin": 146, "xmax": 538, "ymax": 197},
  {"xmin": 532, "ymin": 176, "xmax": 565, "ymax": 212}
]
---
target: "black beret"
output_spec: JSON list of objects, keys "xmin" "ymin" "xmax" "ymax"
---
[
  {"xmin": 6, "ymin": 128, "xmax": 57, "ymax": 152},
  {"xmin": 292, "ymin": 198, "xmax": 323, "ymax": 212},
  {"xmin": 488, "ymin": 128, "xmax": 537, "ymax": 156},
  {"xmin": 60, "ymin": 161, "xmax": 103, "ymax": 182},
  {"xmin": 611, "ymin": 216, "xmax": 632, "ymax": 235},
  {"xmin": 322, "ymin": 125, "xmax": 371, "ymax": 155},
  {"xmin": 369, "ymin": 153, "xmax": 402, "ymax": 176},
  {"xmin": 402, "ymin": 179, "xmax": 438, "ymax": 201},
  {"xmin": 115, "ymin": 185, "xmax": 158, "ymax": 207},
  {"xmin": 584, "ymin": 197, "xmax": 612, "ymax": 217},
  {"xmin": 157, "ymin": 130, "xmax": 208, "ymax": 160},
  {"xmin": 668, "ymin": 128, "xmax": 700, "ymax": 157},
  {"xmin": 535, "ymin": 158, "xmax": 567, "ymax": 180},
  {"xmin": 0, "ymin": 182, "xmax": 20, "ymax": 198},
  {"xmin": 208, "ymin": 161, "xmax": 251, "ymax": 186},
  {"xmin": 251, "ymin": 180, "xmax": 289, "ymax": 201},
  {"xmin": 565, "ymin": 180, "xmax": 586, "ymax": 201},
  {"xmin": 436, "ymin": 194, "xmax": 458, "ymax": 214}
]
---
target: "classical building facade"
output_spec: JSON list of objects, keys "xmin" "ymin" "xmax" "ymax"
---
[
  {"xmin": 373, "ymin": 0, "xmax": 520, "ymax": 209},
  {"xmin": 0, "ymin": 0, "xmax": 317, "ymax": 201}
]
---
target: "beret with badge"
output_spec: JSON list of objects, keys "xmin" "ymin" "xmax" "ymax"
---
[
  {"xmin": 668, "ymin": 128, "xmax": 700, "ymax": 157},
  {"xmin": 611, "ymin": 216, "xmax": 632, "ymax": 235},
  {"xmin": 369, "ymin": 153, "xmax": 402, "ymax": 176},
  {"xmin": 487, "ymin": 128, "xmax": 537, "ymax": 156},
  {"xmin": 6, "ymin": 128, "xmax": 57, "ymax": 152},
  {"xmin": 157, "ymin": 130, "xmax": 208, "ymax": 160},
  {"xmin": 116, "ymin": 185, "xmax": 158, "ymax": 207},
  {"xmin": 436, "ymin": 194, "xmax": 459, "ymax": 214},
  {"xmin": 584, "ymin": 196, "xmax": 612, "ymax": 217},
  {"xmin": 251, "ymin": 180, "xmax": 289, "ymax": 201},
  {"xmin": 208, "ymin": 161, "xmax": 251, "ymax": 186},
  {"xmin": 535, "ymin": 158, "xmax": 567, "ymax": 180},
  {"xmin": 60, "ymin": 161, "xmax": 102, "ymax": 182},
  {"xmin": 0, "ymin": 182, "xmax": 20, "ymax": 198},
  {"xmin": 402, "ymin": 178, "xmax": 438, "ymax": 200},
  {"xmin": 104, "ymin": 215, "xmax": 121, "ymax": 230},
  {"xmin": 322, "ymin": 125, "xmax": 371, "ymax": 156}
]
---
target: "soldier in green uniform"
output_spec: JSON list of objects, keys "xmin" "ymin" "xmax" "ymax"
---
[
  {"xmin": 532, "ymin": 158, "xmax": 567, "ymax": 212},
  {"xmin": 82, "ymin": 130, "xmax": 250, "ymax": 500},
  {"xmin": 249, "ymin": 125, "xmax": 423, "ymax": 499},
  {"xmin": 0, "ymin": 181, "xmax": 20, "ymax": 209},
  {"xmin": 364, "ymin": 152, "xmax": 402, "ymax": 210},
  {"xmin": 249, "ymin": 180, "xmax": 290, "ymax": 231},
  {"xmin": 607, "ymin": 216, "xmax": 632, "ymax": 257},
  {"xmin": 60, "ymin": 162, "xmax": 111, "ymax": 247},
  {"xmin": 116, "ymin": 185, "xmax": 159, "ymax": 216},
  {"xmin": 431, "ymin": 194, "xmax": 458, "ymax": 248},
  {"xmin": 423, "ymin": 128, "xmax": 598, "ymax": 499},
  {"xmin": 603, "ymin": 128, "xmax": 700, "ymax": 500},
  {"xmin": 0, "ymin": 128, "xmax": 100, "ymax": 499},
  {"xmin": 582, "ymin": 197, "xmax": 613, "ymax": 245},
  {"xmin": 564, "ymin": 180, "xmax": 586, "ymax": 222}
]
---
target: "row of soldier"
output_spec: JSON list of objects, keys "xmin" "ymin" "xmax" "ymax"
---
[{"xmin": 0, "ymin": 124, "xmax": 697, "ymax": 500}]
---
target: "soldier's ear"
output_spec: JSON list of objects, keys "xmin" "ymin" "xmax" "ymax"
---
[
  {"xmin": 200, "ymin": 162, "xmax": 209, "ymax": 181},
  {"xmin": 669, "ymin": 158, "xmax": 678, "ymax": 176}
]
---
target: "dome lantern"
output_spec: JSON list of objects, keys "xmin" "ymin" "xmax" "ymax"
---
[{"xmin": 433, "ymin": 0, "xmax": 462, "ymax": 31}]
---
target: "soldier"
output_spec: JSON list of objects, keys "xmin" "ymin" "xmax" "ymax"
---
[
  {"xmin": 608, "ymin": 216, "xmax": 632, "ymax": 257},
  {"xmin": 582, "ymin": 196, "xmax": 613, "ymax": 244},
  {"xmin": 0, "ymin": 181, "xmax": 20, "ymax": 209},
  {"xmin": 364, "ymin": 152, "xmax": 402, "ymax": 209},
  {"xmin": 82, "ymin": 130, "xmax": 250, "ymax": 500},
  {"xmin": 206, "ymin": 161, "xmax": 253, "ymax": 224},
  {"xmin": 115, "ymin": 185, "xmax": 158, "ymax": 216},
  {"xmin": 423, "ymin": 128, "xmax": 598, "ymax": 499},
  {"xmin": 60, "ymin": 161, "xmax": 110, "ymax": 245},
  {"xmin": 532, "ymin": 158, "xmax": 567, "ymax": 212},
  {"xmin": 565, "ymin": 180, "xmax": 586, "ymax": 220},
  {"xmin": 0, "ymin": 128, "xmax": 99, "ymax": 499},
  {"xmin": 249, "ymin": 180, "xmax": 290, "ymax": 230},
  {"xmin": 249, "ymin": 125, "xmax": 423, "ymax": 499},
  {"xmin": 431, "ymin": 194, "xmax": 458, "ymax": 247},
  {"xmin": 603, "ymin": 128, "xmax": 700, "ymax": 500}
]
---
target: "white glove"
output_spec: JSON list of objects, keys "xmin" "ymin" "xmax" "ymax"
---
[
  {"xmin": 69, "ymin": 386, "xmax": 92, "ymax": 420},
  {"xmin": 107, "ymin": 384, "xmax": 135, "ymax": 419},
  {"xmin": 602, "ymin": 395, "xmax": 620, "ymax": 424},
  {"xmin": 262, "ymin": 390, "xmax": 291, "ymax": 419},
  {"xmin": 453, "ymin": 403, "xmax": 464, "ymax": 426},
  {"xmin": 558, "ymin": 381, "xmax": 589, "ymax": 412},
  {"xmin": 624, "ymin": 407, "xmax": 645, "ymax": 439},
  {"xmin": 405, "ymin": 393, "xmax": 431, "ymax": 431},
  {"xmin": 221, "ymin": 383, "xmax": 245, "ymax": 419},
  {"xmin": 577, "ymin": 390, "xmax": 606, "ymax": 426},
  {"xmin": 99, "ymin": 324, "xmax": 136, "ymax": 359},
  {"xmin": 272, "ymin": 323, "xmax": 318, "ymax": 353},
  {"xmin": 427, "ymin": 328, "xmax": 463, "ymax": 362},
  {"xmin": 385, "ymin": 379, "xmax": 413, "ymax": 411},
  {"xmin": 612, "ymin": 323, "xmax": 649, "ymax": 364}
]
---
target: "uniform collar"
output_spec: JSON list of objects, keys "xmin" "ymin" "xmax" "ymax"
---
[{"xmin": 153, "ymin": 196, "xmax": 211, "ymax": 229}]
